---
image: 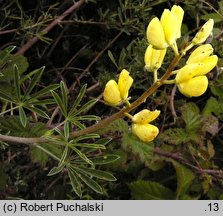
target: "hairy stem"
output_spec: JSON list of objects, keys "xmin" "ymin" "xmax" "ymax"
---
[{"xmin": 16, "ymin": 0, "xmax": 85, "ymax": 55}]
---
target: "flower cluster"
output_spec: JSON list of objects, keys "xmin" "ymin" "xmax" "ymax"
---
[
  {"xmin": 103, "ymin": 69, "xmax": 133, "ymax": 106},
  {"xmin": 175, "ymin": 44, "xmax": 218, "ymax": 97},
  {"xmin": 103, "ymin": 69, "xmax": 160, "ymax": 143},
  {"xmin": 102, "ymin": 4, "xmax": 218, "ymax": 144}
]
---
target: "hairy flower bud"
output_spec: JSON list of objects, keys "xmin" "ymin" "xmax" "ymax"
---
[
  {"xmin": 192, "ymin": 19, "xmax": 214, "ymax": 45},
  {"xmin": 144, "ymin": 45, "xmax": 166, "ymax": 72}
]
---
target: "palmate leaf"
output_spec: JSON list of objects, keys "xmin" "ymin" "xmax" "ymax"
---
[
  {"xmin": 29, "ymin": 84, "xmax": 59, "ymax": 99},
  {"xmin": 26, "ymin": 106, "xmax": 49, "ymax": 119},
  {"xmin": 0, "ymin": 89, "xmax": 15, "ymax": 102},
  {"xmin": 51, "ymin": 90, "xmax": 67, "ymax": 116},
  {"xmin": 47, "ymin": 164, "xmax": 65, "ymax": 176},
  {"xmin": 23, "ymin": 66, "xmax": 45, "ymax": 100},
  {"xmin": 74, "ymin": 166, "xmax": 116, "ymax": 181},
  {"xmin": 90, "ymin": 154, "xmax": 120, "ymax": 165},
  {"xmin": 74, "ymin": 99, "xmax": 98, "ymax": 116},
  {"xmin": 68, "ymin": 144, "xmax": 93, "ymax": 165},
  {"xmin": 67, "ymin": 166, "xmax": 82, "ymax": 197},
  {"xmin": 58, "ymin": 145, "xmax": 69, "ymax": 167},
  {"xmin": 19, "ymin": 106, "xmax": 27, "ymax": 127},
  {"xmin": 60, "ymin": 81, "xmax": 68, "ymax": 112},
  {"xmin": 13, "ymin": 65, "xmax": 21, "ymax": 102},
  {"xmin": 68, "ymin": 84, "xmax": 87, "ymax": 116},
  {"xmin": 73, "ymin": 169, "xmax": 103, "ymax": 194}
]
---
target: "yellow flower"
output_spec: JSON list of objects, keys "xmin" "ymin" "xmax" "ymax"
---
[
  {"xmin": 103, "ymin": 69, "xmax": 133, "ymax": 106},
  {"xmin": 192, "ymin": 19, "xmax": 214, "ymax": 45},
  {"xmin": 146, "ymin": 5, "xmax": 184, "ymax": 50},
  {"xmin": 144, "ymin": 45, "xmax": 167, "ymax": 72},
  {"xmin": 175, "ymin": 44, "xmax": 218, "ymax": 97},
  {"xmin": 132, "ymin": 109, "xmax": 160, "ymax": 142}
]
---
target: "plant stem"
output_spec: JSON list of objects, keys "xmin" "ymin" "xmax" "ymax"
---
[
  {"xmin": 0, "ymin": 51, "xmax": 183, "ymax": 144},
  {"xmin": 16, "ymin": 0, "xmax": 86, "ymax": 55}
]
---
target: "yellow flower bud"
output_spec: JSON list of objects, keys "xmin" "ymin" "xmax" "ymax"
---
[
  {"xmin": 103, "ymin": 80, "xmax": 122, "ymax": 105},
  {"xmin": 177, "ymin": 75, "xmax": 208, "ymax": 97},
  {"xmin": 146, "ymin": 17, "xmax": 168, "ymax": 49},
  {"xmin": 192, "ymin": 19, "xmax": 214, "ymax": 45},
  {"xmin": 118, "ymin": 69, "xmax": 134, "ymax": 100},
  {"xmin": 132, "ymin": 109, "xmax": 160, "ymax": 124},
  {"xmin": 144, "ymin": 45, "xmax": 166, "ymax": 72},
  {"xmin": 132, "ymin": 123, "xmax": 159, "ymax": 142}
]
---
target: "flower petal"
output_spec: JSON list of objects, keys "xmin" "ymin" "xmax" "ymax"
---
[
  {"xmin": 186, "ymin": 44, "xmax": 214, "ymax": 64},
  {"xmin": 146, "ymin": 17, "xmax": 168, "ymax": 49},
  {"xmin": 175, "ymin": 64, "xmax": 202, "ymax": 84},
  {"xmin": 103, "ymin": 80, "xmax": 122, "ymax": 105},
  {"xmin": 177, "ymin": 75, "xmax": 208, "ymax": 97},
  {"xmin": 192, "ymin": 19, "xmax": 214, "ymax": 45},
  {"xmin": 161, "ymin": 9, "xmax": 178, "ymax": 45},
  {"xmin": 132, "ymin": 123, "xmax": 159, "ymax": 142},
  {"xmin": 118, "ymin": 69, "xmax": 133, "ymax": 100},
  {"xmin": 132, "ymin": 109, "xmax": 160, "ymax": 124},
  {"xmin": 171, "ymin": 5, "xmax": 184, "ymax": 39},
  {"xmin": 195, "ymin": 55, "xmax": 218, "ymax": 76}
]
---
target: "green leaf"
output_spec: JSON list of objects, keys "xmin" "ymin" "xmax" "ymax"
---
[
  {"xmin": 0, "ymin": 116, "xmax": 48, "ymax": 137},
  {"xmin": 0, "ymin": 53, "xmax": 28, "ymax": 80},
  {"xmin": 64, "ymin": 121, "xmax": 70, "ymax": 141},
  {"xmin": 29, "ymin": 99, "xmax": 56, "ymax": 105},
  {"xmin": 74, "ymin": 99, "xmax": 97, "ymax": 116},
  {"xmin": 129, "ymin": 180, "xmax": 175, "ymax": 200},
  {"xmin": 75, "ymin": 170, "xmax": 103, "ymax": 194},
  {"xmin": 0, "ymin": 89, "xmax": 15, "ymax": 102},
  {"xmin": 122, "ymin": 133, "xmax": 154, "ymax": 166},
  {"xmin": 75, "ymin": 166, "xmax": 116, "ymax": 181},
  {"xmin": 19, "ymin": 106, "xmax": 27, "ymax": 127},
  {"xmin": 173, "ymin": 162, "xmax": 195, "ymax": 199},
  {"xmin": 13, "ymin": 65, "xmax": 21, "ymax": 101},
  {"xmin": 58, "ymin": 145, "xmax": 69, "ymax": 167},
  {"xmin": 26, "ymin": 106, "xmax": 49, "ymax": 119},
  {"xmin": 100, "ymin": 119, "xmax": 128, "ymax": 134},
  {"xmin": 108, "ymin": 50, "xmax": 118, "ymax": 68},
  {"xmin": 181, "ymin": 103, "xmax": 201, "ymax": 131},
  {"xmin": 74, "ymin": 134, "xmax": 100, "ymax": 142},
  {"xmin": 203, "ymin": 97, "xmax": 223, "ymax": 119},
  {"xmin": 68, "ymin": 144, "xmax": 93, "ymax": 165},
  {"xmin": 48, "ymin": 165, "xmax": 65, "ymax": 176},
  {"xmin": 30, "ymin": 143, "xmax": 62, "ymax": 165},
  {"xmin": 73, "ymin": 143, "xmax": 106, "ymax": 149},
  {"xmin": 30, "ymin": 84, "xmax": 59, "ymax": 99},
  {"xmin": 70, "ymin": 120, "xmax": 86, "ymax": 130},
  {"xmin": 60, "ymin": 81, "xmax": 68, "ymax": 112},
  {"xmin": 51, "ymin": 90, "xmax": 66, "ymax": 116},
  {"xmin": 159, "ymin": 128, "xmax": 190, "ymax": 145},
  {"xmin": 71, "ymin": 115, "xmax": 101, "ymax": 121},
  {"xmin": 67, "ymin": 167, "xmax": 82, "ymax": 197},
  {"xmin": 90, "ymin": 154, "xmax": 120, "ymax": 165},
  {"xmin": 23, "ymin": 67, "xmax": 44, "ymax": 100},
  {"xmin": 69, "ymin": 84, "xmax": 87, "ymax": 116}
]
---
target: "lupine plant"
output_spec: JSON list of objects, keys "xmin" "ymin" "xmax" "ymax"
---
[{"xmin": 0, "ymin": 1, "xmax": 221, "ymax": 199}]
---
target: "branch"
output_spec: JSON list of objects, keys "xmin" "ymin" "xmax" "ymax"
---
[{"xmin": 16, "ymin": 0, "xmax": 86, "ymax": 55}]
